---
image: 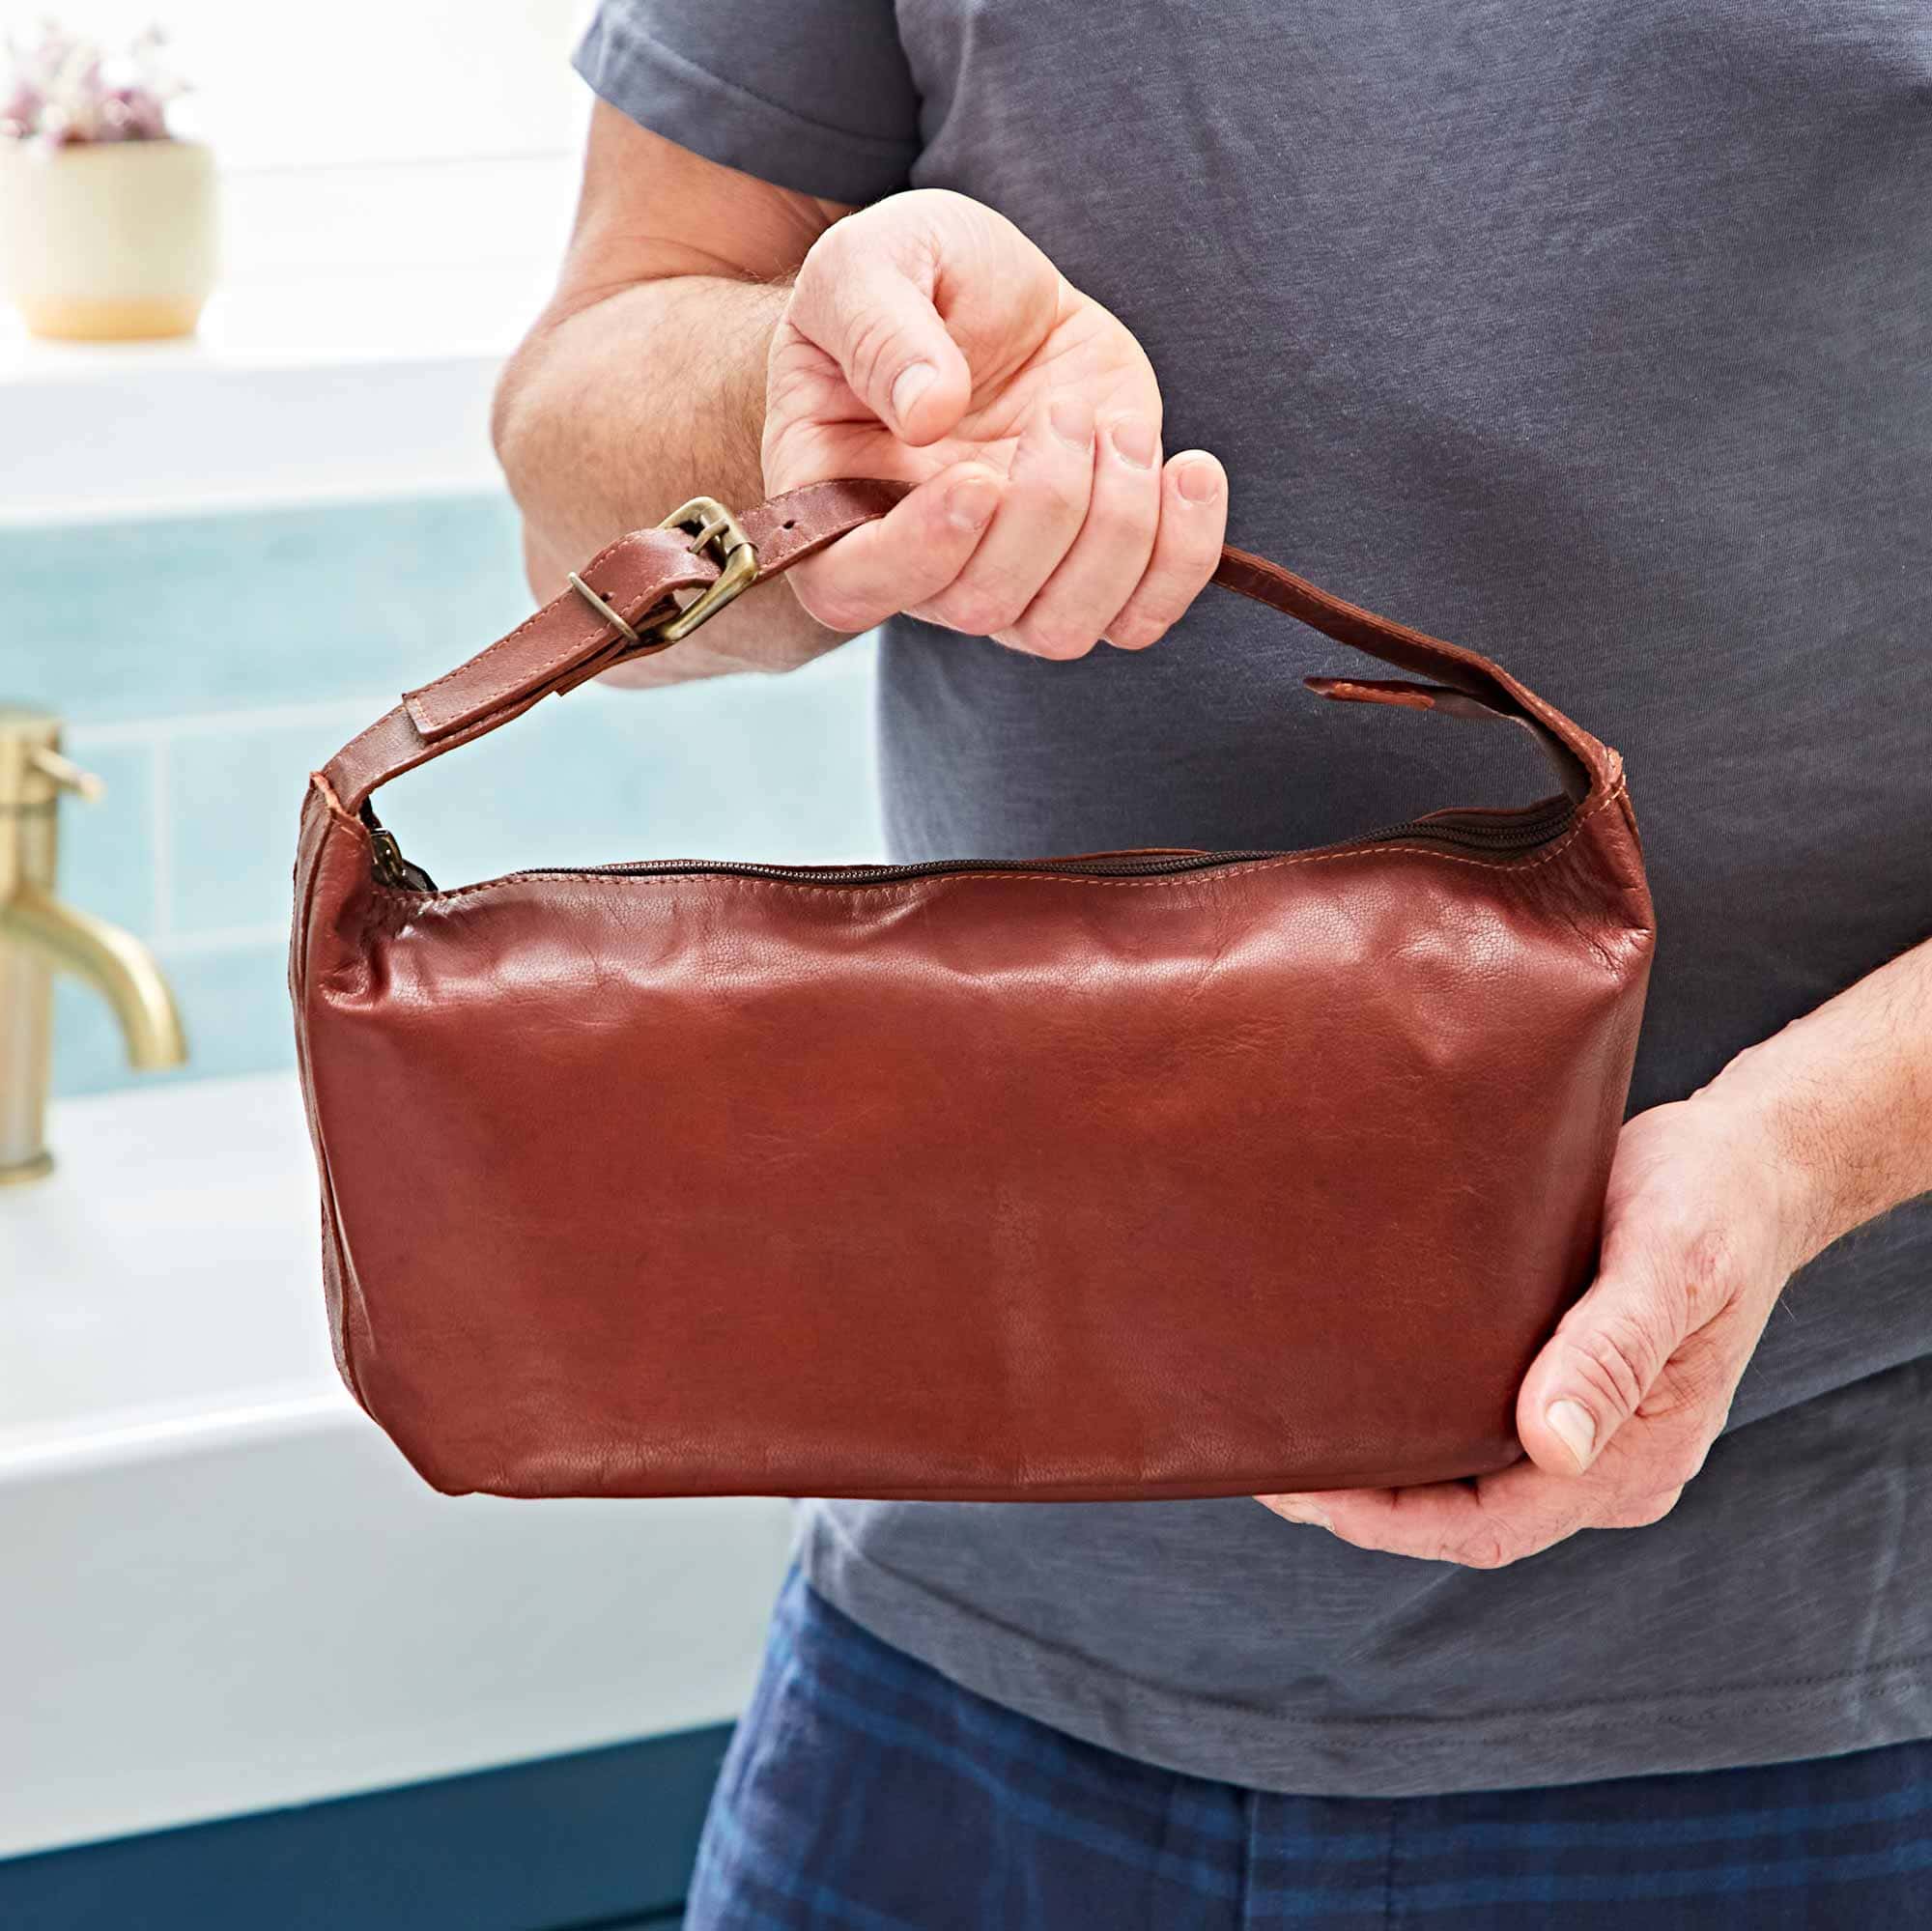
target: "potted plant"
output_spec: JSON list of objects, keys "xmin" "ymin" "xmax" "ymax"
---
[{"xmin": 0, "ymin": 22, "xmax": 214, "ymax": 341}]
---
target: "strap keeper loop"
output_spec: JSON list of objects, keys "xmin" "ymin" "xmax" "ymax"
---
[{"xmin": 565, "ymin": 572, "xmax": 641, "ymax": 644}]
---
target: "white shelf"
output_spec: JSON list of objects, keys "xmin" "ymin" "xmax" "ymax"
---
[{"xmin": 0, "ymin": 154, "xmax": 580, "ymax": 522}]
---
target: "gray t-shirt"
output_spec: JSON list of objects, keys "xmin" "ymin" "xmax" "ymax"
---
[{"xmin": 575, "ymin": 0, "xmax": 1932, "ymax": 1794}]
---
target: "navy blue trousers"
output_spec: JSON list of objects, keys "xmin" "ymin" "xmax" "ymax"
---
[{"xmin": 687, "ymin": 1566, "xmax": 1932, "ymax": 1929}]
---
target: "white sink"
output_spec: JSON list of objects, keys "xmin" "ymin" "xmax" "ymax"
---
[{"xmin": 0, "ymin": 1073, "xmax": 791, "ymax": 1859}]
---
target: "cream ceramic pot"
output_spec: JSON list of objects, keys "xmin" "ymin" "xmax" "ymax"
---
[{"xmin": 0, "ymin": 137, "xmax": 216, "ymax": 341}]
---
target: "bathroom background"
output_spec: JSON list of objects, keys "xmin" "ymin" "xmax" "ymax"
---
[{"xmin": 1, "ymin": 6, "xmax": 880, "ymax": 1925}]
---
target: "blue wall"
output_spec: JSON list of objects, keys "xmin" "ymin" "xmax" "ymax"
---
[{"xmin": 0, "ymin": 493, "xmax": 886, "ymax": 1096}]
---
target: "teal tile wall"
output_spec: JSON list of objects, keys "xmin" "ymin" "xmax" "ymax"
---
[
  {"xmin": 7, "ymin": 497, "xmax": 542, "ymax": 724},
  {"xmin": 0, "ymin": 493, "xmax": 886, "ymax": 1097}
]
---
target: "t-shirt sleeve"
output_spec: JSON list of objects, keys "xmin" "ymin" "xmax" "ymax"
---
[{"xmin": 572, "ymin": 0, "xmax": 921, "ymax": 206}]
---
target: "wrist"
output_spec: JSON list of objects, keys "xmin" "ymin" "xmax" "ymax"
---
[{"xmin": 1693, "ymin": 1043, "xmax": 1848, "ymax": 1273}]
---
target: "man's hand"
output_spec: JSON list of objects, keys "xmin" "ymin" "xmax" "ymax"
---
[
  {"xmin": 1259, "ymin": 921, "xmax": 1932, "ymax": 1567},
  {"xmin": 1258, "ymin": 1089, "xmax": 1819, "ymax": 1568},
  {"xmin": 765, "ymin": 189, "xmax": 1229, "ymax": 658}
]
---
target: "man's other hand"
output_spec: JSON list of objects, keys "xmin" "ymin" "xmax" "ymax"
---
[{"xmin": 1258, "ymin": 1090, "xmax": 1818, "ymax": 1568}]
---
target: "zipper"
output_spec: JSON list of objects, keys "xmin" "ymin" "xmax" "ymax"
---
[
  {"xmin": 1367, "ymin": 794, "xmax": 1578, "ymax": 853},
  {"xmin": 366, "ymin": 795, "xmax": 1576, "ymax": 893}
]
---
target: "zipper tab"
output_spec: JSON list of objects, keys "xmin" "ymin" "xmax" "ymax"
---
[{"xmin": 369, "ymin": 826, "xmax": 437, "ymax": 892}]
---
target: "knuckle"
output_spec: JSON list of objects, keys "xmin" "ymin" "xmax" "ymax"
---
[
  {"xmin": 1604, "ymin": 1486, "xmax": 1685, "ymax": 1530},
  {"xmin": 1650, "ymin": 1432, "xmax": 1715, "ymax": 1492},
  {"xmin": 1116, "ymin": 585, "xmax": 1183, "ymax": 639},
  {"xmin": 1139, "ymin": 554, "xmax": 1211, "ymax": 617},
  {"xmin": 979, "ymin": 596, "xmax": 1036, "ymax": 639},
  {"xmin": 1564, "ymin": 1309, "xmax": 1673, "ymax": 1416},
  {"xmin": 1676, "ymin": 1223, "xmax": 1743, "ymax": 1320},
  {"xmin": 1106, "ymin": 616, "xmax": 1167, "ymax": 652},
  {"xmin": 1042, "ymin": 633, "xmax": 1101, "ymax": 661},
  {"xmin": 1659, "ymin": 1334, "xmax": 1734, "ymax": 1417},
  {"xmin": 917, "ymin": 587, "xmax": 981, "ymax": 634},
  {"xmin": 878, "ymin": 185, "xmax": 957, "ymax": 244},
  {"xmin": 813, "ymin": 206, "xmax": 867, "ymax": 255},
  {"xmin": 1167, "ymin": 491, "xmax": 1223, "ymax": 544},
  {"xmin": 1013, "ymin": 612, "xmax": 1101, "ymax": 660},
  {"xmin": 1031, "ymin": 471, "xmax": 1090, "ymax": 525},
  {"xmin": 1161, "ymin": 490, "xmax": 1225, "ymax": 555},
  {"xmin": 1085, "ymin": 490, "xmax": 1160, "ymax": 549},
  {"xmin": 793, "ymin": 225, "xmax": 860, "ymax": 313},
  {"xmin": 1012, "ymin": 629, "xmax": 1105, "ymax": 667},
  {"xmin": 1624, "ymin": 1211, "xmax": 1742, "ymax": 1316},
  {"xmin": 1172, "ymin": 543, "xmax": 1221, "ymax": 593},
  {"xmin": 810, "ymin": 596, "xmax": 876, "ymax": 635},
  {"xmin": 791, "ymin": 230, "xmax": 837, "ymax": 296},
  {"xmin": 939, "ymin": 562, "xmax": 1037, "ymax": 639},
  {"xmin": 935, "ymin": 591, "xmax": 1022, "ymax": 639},
  {"xmin": 789, "ymin": 572, "xmax": 870, "ymax": 635},
  {"xmin": 839, "ymin": 308, "xmax": 912, "ymax": 404},
  {"xmin": 1453, "ymin": 1530, "xmax": 1519, "ymax": 1571}
]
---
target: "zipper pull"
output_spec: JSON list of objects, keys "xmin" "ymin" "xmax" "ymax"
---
[{"xmin": 368, "ymin": 824, "xmax": 437, "ymax": 892}]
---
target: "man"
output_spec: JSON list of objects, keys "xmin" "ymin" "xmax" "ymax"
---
[{"xmin": 493, "ymin": 2, "xmax": 1932, "ymax": 1922}]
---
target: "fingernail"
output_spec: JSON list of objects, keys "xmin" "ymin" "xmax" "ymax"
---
[
  {"xmin": 946, "ymin": 473, "xmax": 1000, "ymax": 531},
  {"xmin": 1546, "ymin": 1400, "xmax": 1598, "ymax": 1471},
  {"xmin": 1109, "ymin": 416, "xmax": 1158, "ymax": 469},
  {"xmin": 1177, "ymin": 459, "xmax": 1220, "ymax": 503},
  {"xmin": 1049, "ymin": 395, "xmax": 1094, "ymax": 449},
  {"xmin": 892, "ymin": 362, "xmax": 937, "ymax": 427}
]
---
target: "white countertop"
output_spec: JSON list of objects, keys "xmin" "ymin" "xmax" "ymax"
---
[
  {"xmin": 0, "ymin": 1072, "xmax": 790, "ymax": 1858},
  {"xmin": 1, "ymin": 1073, "xmax": 336, "ymax": 1471}
]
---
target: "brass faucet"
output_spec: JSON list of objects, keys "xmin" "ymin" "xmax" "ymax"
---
[{"xmin": 0, "ymin": 706, "xmax": 187, "ymax": 1184}]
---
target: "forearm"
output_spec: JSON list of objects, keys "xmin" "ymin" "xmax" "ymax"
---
[
  {"xmin": 1701, "ymin": 933, "xmax": 1932, "ymax": 1267},
  {"xmin": 493, "ymin": 272, "xmax": 844, "ymax": 685}
]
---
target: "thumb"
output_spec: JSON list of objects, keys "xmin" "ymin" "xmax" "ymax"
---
[
  {"xmin": 1517, "ymin": 1251, "xmax": 1690, "ymax": 1476},
  {"xmin": 787, "ymin": 206, "xmax": 975, "ymax": 445}
]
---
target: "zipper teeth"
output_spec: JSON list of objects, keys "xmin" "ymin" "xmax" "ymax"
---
[
  {"xmin": 546, "ymin": 851, "xmax": 1277, "ymax": 884},
  {"xmin": 516, "ymin": 803, "xmax": 1577, "ymax": 888},
  {"xmin": 1373, "ymin": 804, "xmax": 1577, "ymax": 850}
]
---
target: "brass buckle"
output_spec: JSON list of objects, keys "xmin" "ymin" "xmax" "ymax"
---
[{"xmin": 568, "ymin": 496, "xmax": 758, "ymax": 649}]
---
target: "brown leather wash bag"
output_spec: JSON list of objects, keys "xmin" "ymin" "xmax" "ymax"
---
[{"xmin": 291, "ymin": 479, "xmax": 1654, "ymax": 1502}]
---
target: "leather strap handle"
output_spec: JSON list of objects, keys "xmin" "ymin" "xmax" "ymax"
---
[
  {"xmin": 319, "ymin": 478, "xmax": 1610, "ymax": 819},
  {"xmin": 1212, "ymin": 546, "xmax": 1603, "ymax": 799}
]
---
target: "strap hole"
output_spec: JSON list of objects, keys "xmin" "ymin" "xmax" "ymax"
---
[{"xmin": 782, "ymin": 520, "xmax": 796, "ymax": 530}]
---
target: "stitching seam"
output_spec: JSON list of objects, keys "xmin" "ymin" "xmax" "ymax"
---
[
  {"xmin": 408, "ymin": 526, "xmax": 639, "ymax": 701},
  {"xmin": 416, "ymin": 600, "xmax": 665, "ymax": 726},
  {"xmin": 403, "ymin": 534, "xmax": 694, "ymax": 729}
]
